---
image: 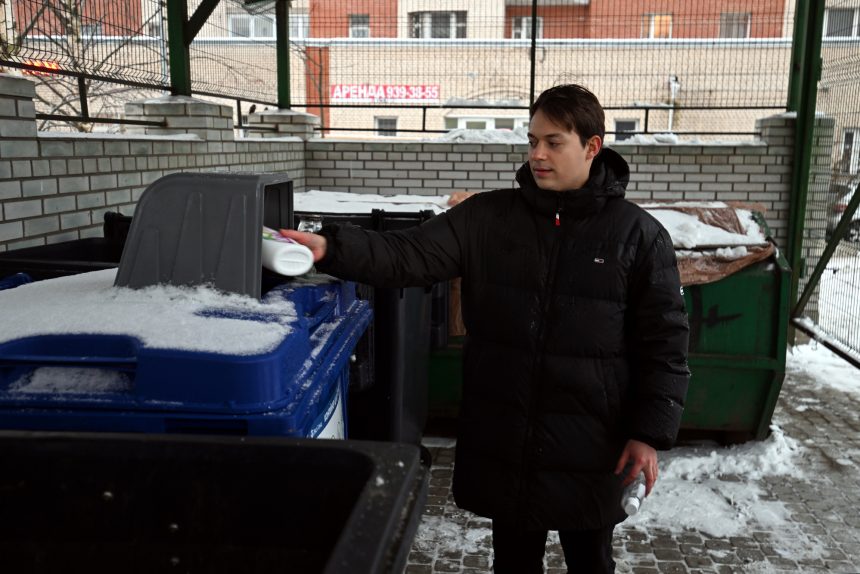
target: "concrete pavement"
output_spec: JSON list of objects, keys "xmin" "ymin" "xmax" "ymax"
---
[{"xmin": 406, "ymin": 353, "xmax": 860, "ymax": 573}]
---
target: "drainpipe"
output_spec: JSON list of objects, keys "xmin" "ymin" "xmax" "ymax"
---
[{"xmin": 667, "ymin": 75, "xmax": 680, "ymax": 132}]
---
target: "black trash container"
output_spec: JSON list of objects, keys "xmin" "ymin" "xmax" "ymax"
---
[
  {"xmin": 0, "ymin": 431, "xmax": 429, "ymax": 574},
  {"xmin": 0, "ymin": 211, "xmax": 129, "ymax": 281},
  {"xmin": 294, "ymin": 209, "xmax": 442, "ymax": 445}
]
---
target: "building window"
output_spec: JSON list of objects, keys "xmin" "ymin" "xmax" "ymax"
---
[
  {"xmin": 512, "ymin": 16, "xmax": 543, "ymax": 39},
  {"xmin": 290, "ymin": 13, "xmax": 310, "ymax": 39},
  {"xmin": 80, "ymin": 23, "xmax": 103, "ymax": 38},
  {"xmin": 840, "ymin": 129, "xmax": 859, "ymax": 174},
  {"xmin": 376, "ymin": 117, "xmax": 397, "ymax": 137},
  {"xmin": 642, "ymin": 14, "xmax": 672, "ymax": 39},
  {"xmin": 614, "ymin": 119, "xmax": 638, "ymax": 141},
  {"xmin": 410, "ymin": 12, "xmax": 467, "ymax": 39},
  {"xmin": 349, "ymin": 14, "xmax": 370, "ymax": 38},
  {"xmin": 228, "ymin": 13, "xmax": 275, "ymax": 38},
  {"xmin": 825, "ymin": 8, "xmax": 859, "ymax": 38},
  {"xmin": 445, "ymin": 117, "xmax": 529, "ymax": 130},
  {"xmin": 719, "ymin": 12, "xmax": 750, "ymax": 38}
]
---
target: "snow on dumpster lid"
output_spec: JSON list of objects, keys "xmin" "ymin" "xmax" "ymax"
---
[
  {"xmin": 646, "ymin": 205, "xmax": 767, "ymax": 250},
  {"xmin": 296, "ymin": 190, "xmax": 450, "ymax": 215},
  {"xmin": 297, "ymin": 192, "xmax": 767, "ymax": 250},
  {"xmin": 0, "ymin": 269, "xmax": 299, "ymax": 356}
]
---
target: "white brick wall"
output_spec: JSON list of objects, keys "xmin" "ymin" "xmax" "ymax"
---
[
  {"xmin": 303, "ymin": 117, "xmax": 805, "ymax": 247},
  {"xmin": 0, "ymin": 75, "xmax": 309, "ymax": 252},
  {"xmin": 0, "ymin": 75, "xmax": 826, "ymax": 261}
]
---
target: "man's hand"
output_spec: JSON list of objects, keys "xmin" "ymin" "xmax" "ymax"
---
[
  {"xmin": 614, "ymin": 439, "xmax": 658, "ymax": 496},
  {"xmin": 279, "ymin": 229, "xmax": 328, "ymax": 262}
]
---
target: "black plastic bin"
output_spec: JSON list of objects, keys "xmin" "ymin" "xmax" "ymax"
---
[
  {"xmin": 295, "ymin": 209, "xmax": 444, "ymax": 445},
  {"xmin": 0, "ymin": 212, "xmax": 129, "ymax": 281},
  {"xmin": 0, "ymin": 431, "xmax": 430, "ymax": 574}
]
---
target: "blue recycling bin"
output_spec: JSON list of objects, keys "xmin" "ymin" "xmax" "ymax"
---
[
  {"xmin": 0, "ymin": 273, "xmax": 32, "ymax": 291},
  {"xmin": 0, "ymin": 269, "xmax": 371, "ymax": 438}
]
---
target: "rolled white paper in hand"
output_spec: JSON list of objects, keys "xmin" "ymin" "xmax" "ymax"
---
[{"xmin": 261, "ymin": 228, "xmax": 314, "ymax": 276}]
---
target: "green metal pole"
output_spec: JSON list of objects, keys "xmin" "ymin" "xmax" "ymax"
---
[
  {"xmin": 786, "ymin": 0, "xmax": 808, "ymax": 111},
  {"xmin": 166, "ymin": 0, "xmax": 191, "ymax": 95},
  {"xmin": 786, "ymin": 0, "xmax": 825, "ymax": 336},
  {"xmin": 276, "ymin": 0, "xmax": 291, "ymax": 109}
]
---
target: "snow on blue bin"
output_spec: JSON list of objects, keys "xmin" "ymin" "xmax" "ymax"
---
[{"xmin": 0, "ymin": 269, "xmax": 371, "ymax": 438}]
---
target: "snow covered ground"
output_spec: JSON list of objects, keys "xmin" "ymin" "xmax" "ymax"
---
[
  {"xmin": 412, "ymin": 342, "xmax": 860, "ymax": 573},
  {"xmin": 817, "ymin": 244, "xmax": 860, "ymax": 354}
]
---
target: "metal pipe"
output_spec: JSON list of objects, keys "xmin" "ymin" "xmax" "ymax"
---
[
  {"xmin": 276, "ymin": 0, "xmax": 291, "ymax": 109},
  {"xmin": 786, "ymin": 0, "xmax": 825, "ymax": 339},
  {"xmin": 528, "ymin": 0, "xmax": 537, "ymax": 106}
]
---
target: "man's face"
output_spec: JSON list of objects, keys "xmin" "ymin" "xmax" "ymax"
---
[{"xmin": 527, "ymin": 109, "xmax": 601, "ymax": 192}]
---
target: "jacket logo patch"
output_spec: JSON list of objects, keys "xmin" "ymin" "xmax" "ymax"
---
[{"xmin": 593, "ymin": 258, "xmax": 605, "ymax": 264}]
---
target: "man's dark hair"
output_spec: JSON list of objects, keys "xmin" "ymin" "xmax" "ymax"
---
[{"xmin": 530, "ymin": 84, "xmax": 605, "ymax": 146}]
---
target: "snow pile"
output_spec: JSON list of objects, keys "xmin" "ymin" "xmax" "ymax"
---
[
  {"xmin": 295, "ymin": 189, "xmax": 449, "ymax": 214},
  {"xmin": 614, "ymin": 133, "xmax": 681, "ymax": 145},
  {"xmin": 10, "ymin": 367, "xmax": 132, "ymax": 394},
  {"xmin": 663, "ymin": 426, "xmax": 804, "ymax": 482},
  {"xmin": 787, "ymin": 343, "xmax": 860, "ymax": 398},
  {"xmin": 626, "ymin": 426, "xmax": 805, "ymax": 538},
  {"xmin": 427, "ymin": 127, "xmax": 528, "ymax": 144},
  {"xmin": 639, "ymin": 201, "xmax": 730, "ymax": 209},
  {"xmin": 714, "ymin": 246, "xmax": 749, "ymax": 260},
  {"xmin": 0, "ymin": 269, "xmax": 298, "ymax": 355},
  {"xmin": 414, "ymin": 515, "xmax": 492, "ymax": 554},
  {"xmin": 649, "ymin": 209, "xmax": 766, "ymax": 249},
  {"xmin": 296, "ymin": 191, "xmax": 767, "ymax": 251}
]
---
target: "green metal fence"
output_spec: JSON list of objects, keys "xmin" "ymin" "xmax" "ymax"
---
[{"xmin": 789, "ymin": 0, "xmax": 860, "ymax": 367}]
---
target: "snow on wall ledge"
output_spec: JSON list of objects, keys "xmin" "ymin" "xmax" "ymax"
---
[{"xmin": 0, "ymin": 73, "xmax": 816, "ymax": 256}]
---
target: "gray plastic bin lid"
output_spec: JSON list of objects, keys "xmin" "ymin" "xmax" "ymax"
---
[{"xmin": 114, "ymin": 172, "xmax": 293, "ymax": 299}]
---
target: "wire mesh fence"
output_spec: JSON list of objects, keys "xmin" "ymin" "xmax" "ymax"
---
[
  {"xmin": 797, "ymin": 0, "xmax": 860, "ymax": 360},
  {"xmin": 3, "ymin": 0, "xmax": 169, "ymax": 129},
  {"xmin": 2, "ymin": 0, "xmax": 798, "ymax": 138}
]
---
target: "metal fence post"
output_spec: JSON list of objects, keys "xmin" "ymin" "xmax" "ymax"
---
[
  {"xmin": 529, "ymin": 0, "xmax": 537, "ymax": 106},
  {"xmin": 166, "ymin": 0, "xmax": 191, "ymax": 95},
  {"xmin": 276, "ymin": 0, "xmax": 291, "ymax": 109},
  {"xmin": 786, "ymin": 0, "xmax": 825, "ymax": 335}
]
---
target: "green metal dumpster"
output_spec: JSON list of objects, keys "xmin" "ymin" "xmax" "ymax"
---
[
  {"xmin": 428, "ymin": 234, "xmax": 792, "ymax": 445},
  {"xmin": 679, "ymin": 245, "xmax": 791, "ymax": 443}
]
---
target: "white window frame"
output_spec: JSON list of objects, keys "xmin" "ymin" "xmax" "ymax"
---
[
  {"xmin": 614, "ymin": 119, "xmax": 639, "ymax": 141},
  {"xmin": 228, "ymin": 13, "xmax": 276, "ymax": 39},
  {"xmin": 643, "ymin": 13, "xmax": 672, "ymax": 39},
  {"xmin": 511, "ymin": 16, "xmax": 543, "ymax": 39},
  {"xmin": 719, "ymin": 12, "xmax": 751, "ymax": 39},
  {"xmin": 448, "ymin": 116, "xmax": 529, "ymax": 130},
  {"xmin": 375, "ymin": 116, "xmax": 398, "ymax": 137},
  {"xmin": 841, "ymin": 128, "xmax": 860, "ymax": 174},
  {"xmin": 409, "ymin": 11, "xmax": 467, "ymax": 39},
  {"xmin": 289, "ymin": 13, "xmax": 310, "ymax": 39},
  {"xmin": 349, "ymin": 14, "xmax": 370, "ymax": 38},
  {"xmin": 824, "ymin": 8, "xmax": 860, "ymax": 38}
]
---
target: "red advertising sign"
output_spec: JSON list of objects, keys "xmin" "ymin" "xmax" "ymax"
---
[
  {"xmin": 22, "ymin": 59, "xmax": 62, "ymax": 76},
  {"xmin": 330, "ymin": 84, "xmax": 440, "ymax": 103}
]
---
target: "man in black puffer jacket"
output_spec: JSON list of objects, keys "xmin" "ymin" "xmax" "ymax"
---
[{"xmin": 282, "ymin": 84, "xmax": 689, "ymax": 573}]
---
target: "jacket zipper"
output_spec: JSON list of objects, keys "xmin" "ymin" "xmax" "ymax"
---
[{"xmin": 516, "ymin": 198, "xmax": 564, "ymax": 517}]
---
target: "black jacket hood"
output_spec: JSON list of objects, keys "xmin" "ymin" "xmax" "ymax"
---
[{"xmin": 515, "ymin": 146, "xmax": 630, "ymax": 220}]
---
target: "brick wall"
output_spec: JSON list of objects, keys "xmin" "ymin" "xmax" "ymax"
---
[
  {"xmin": 305, "ymin": 114, "xmax": 804, "ymax": 247},
  {"xmin": 1, "ymin": 74, "xmax": 827, "ymax": 258},
  {"xmin": 0, "ymin": 75, "xmax": 306, "ymax": 252}
]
